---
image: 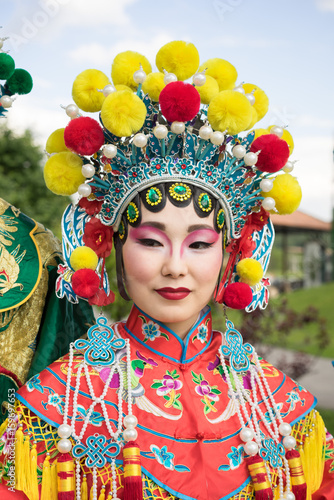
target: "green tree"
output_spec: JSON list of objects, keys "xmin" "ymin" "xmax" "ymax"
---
[{"xmin": 0, "ymin": 126, "xmax": 70, "ymax": 238}]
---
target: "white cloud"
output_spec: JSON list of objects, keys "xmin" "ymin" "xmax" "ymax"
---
[
  {"xmin": 315, "ymin": 0, "xmax": 334, "ymax": 11},
  {"xmin": 68, "ymin": 32, "xmax": 175, "ymax": 69},
  {"xmin": 294, "ymin": 114, "xmax": 334, "ymax": 129}
]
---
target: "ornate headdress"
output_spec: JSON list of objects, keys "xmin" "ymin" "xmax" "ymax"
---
[{"xmin": 43, "ymin": 40, "xmax": 302, "ymax": 311}]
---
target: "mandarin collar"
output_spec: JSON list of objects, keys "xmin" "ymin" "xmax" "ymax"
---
[{"xmin": 124, "ymin": 304, "xmax": 213, "ymax": 364}]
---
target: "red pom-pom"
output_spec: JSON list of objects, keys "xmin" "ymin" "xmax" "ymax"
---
[
  {"xmin": 64, "ymin": 117, "xmax": 105, "ymax": 156},
  {"xmin": 223, "ymin": 282, "xmax": 253, "ymax": 309},
  {"xmin": 250, "ymin": 134, "xmax": 289, "ymax": 173},
  {"xmin": 72, "ymin": 268, "xmax": 100, "ymax": 298},
  {"xmin": 159, "ymin": 81, "xmax": 200, "ymax": 123}
]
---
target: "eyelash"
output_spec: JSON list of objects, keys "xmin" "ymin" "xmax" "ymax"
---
[
  {"xmin": 189, "ymin": 241, "xmax": 214, "ymax": 249},
  {"xmin": 137, "ymin": 238, "xmax": 162, "ymax": 247},
  {"xmin": 138, "ymin": 239, "xmax": 214, "ymax": 249}
]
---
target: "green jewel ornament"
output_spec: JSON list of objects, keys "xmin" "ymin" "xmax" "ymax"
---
[
  {"xmin": 198, "ymin": 192, "xmax": 212, "ymax": 212},
  {"xmin": 217, "ymin": 208, "xmax": 225, "ymax": 229},
  {"xmin": 127, "ymin": 202, "xmax": 139, "ymax": 223},
  {"xmin": 119, "ymin": 220, "xmax": 125, "ymax": 239},
  {"xmin": 169, "ymin": 183, "xmax": 192, "ymax": 202},
  {"xmin": 146, "ymin": 187, "xmax": 162, "ymax": 206}
]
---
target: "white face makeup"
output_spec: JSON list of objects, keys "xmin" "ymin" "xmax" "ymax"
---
[{"xmin": 122, "ymin": 199, "xmax": 223, "ymax": 339}]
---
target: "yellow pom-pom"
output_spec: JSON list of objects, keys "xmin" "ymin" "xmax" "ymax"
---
[
  {"xmin": 242, "ymin": 83, "xmax": 269, "ymax": 121},
  {"xmin": 236, "ymin": 258, "xmax": 263, "ymax": 286},
  {"xmin": 72, "ymin": 69, "xmax": 110, "ymax": 112},
  {"xmin": 195, "ymin": 75, "xmax": 219, "ymax": 104},
  {"xmin": 44, "ymin": 152, "xmax": 84, "ymax": 196},
  {"xmin": 252, "ymin": 128, "xmax": 269, "ymax": 141},
  {"xmin": 101, "ymin": 90, "xmax": 146, "ymax": 137},
  {"xmin": 115, "ymin": 84, "xmax": 132, "ymax": 92},
  {"xmin": 142, "ymin": 72, "xmax": 165, "ymax": 102},
  {"xmin": 198, "ymin": 58, "xmax": 237, "ymax": 91},
  {"xmin": 245, "ymin": 106, "xmax": 258, "ymax": 130},
  {"xmin": 70, "ymin": 246, "xmax": 99, "ymax": 271},
  {"xmin": 207, "ymin": 90, "xmax": 252, "ymax": 135},
  {"xmin": 111, "ymin": 51, "xmax": 152, "ymax": 90},
  {"xmin": 45, "ymin": 128, "xmax": 68, "ymax": 154},
  {"xmin": 156, "ymin": 41, "xmax": 199, "ymax": 81},
  {"xmin": 262, "ymin": 173, "xmax": 302, "ymax": 215},
  {"xmin": 268, "ymin": 126, "xmax": 294, "ymax": 155}
]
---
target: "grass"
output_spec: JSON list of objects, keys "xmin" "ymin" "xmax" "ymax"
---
[{"xmin": 317, "ymin": 408, "xmax": 334, "ymax": 435}]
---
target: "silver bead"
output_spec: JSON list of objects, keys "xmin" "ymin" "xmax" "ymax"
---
[
  {"xmin": 133, "ymin": 133, "xmax": 148, "ymax": 148},
  {"xmin": 154, "ymin": 124, "xmax": 168, "ymax": 139},
  {"xmin": 233, "ymin": 84, "xmax": 245, "ymax": 94},
  {"xmin": 78, "ymin": 183, "xmax": 92, "ymax": 197},
  {"xmin": 283, "ymin": 161, "xmax": 294, "ymax": 173},
  {"xmin": 81, "ymin": 163, "xmax": 95, "ymax": 178},
  {"xmin": 239, "ymin": 428, "xmax": 254, "ymax": 442},
  {"xmin": 283, "ymin": 435, "xmax": 296, "ymax": 450},
  {"xmin": 243, "ymin": 152, "xmax": 258, "ymax": 167},
  {"xmin": 233, "ymin": 144, "xmax": 246, "ymax": 159},
  {"xmin": 244, "ymin": 440, "xmax": 258, "ymax": 456},
  {"xmin": 210, "ymin": 131, "xmax": 225, "ymax": 145},
  {"xmin": 163, "ymin": 71, "xmax": 177, "ymax": 84},
  {"xmin": 103, "ymin": 144, "xmax": 117, "ymax": 158},
  {"xmin": 284, "ymin": 492, "xmax": 295, "ymax": 500},
  {"xmin": 102, "ymin": 84, "xmax": 116, "ymax": 97},
  {"xmin": 57, "ymin": 423, "xmax": 72, "ymax": 439},
  {"xmin": 123, "ymin": 415, "xmax": 138, "ymax": 428},
  {"xmin": 65, "ymin": 104, "xmax": 79, "ymax": 118},
  {"xmin": 123, "ymin": 427, "xmax": 138, "ymax": 442},
  {"xmin": 193, "ymin": 71, "xmax": 206, "ymax": 87},
  {"xmin": 133, "ymin": 65, "xmax": 146, "ymax": 84},
  {"xmin": 262, "ymin": 197, "xmax": 275, "ymax": 211},
  {"xmin": 245, "ymin": 93, "xmax": 255, "ymax": 105},
  {"xmin": 259, "ymin": 179, "xmax": 273, "ymax": 192},
  {"xmin": 198, "ymin": 124, "xmax": 212, "ymax": 140},
  {"xmin": 57, "ymin": 438, "xmax": 72, "ymax": 453},
  {"xmin": 279, "ymin": 422, "xmax": 292, "ymax": 437},
  {"xmin": 270, "ymin": 125, "xmax": 284, "ymax": 138},
  {"xmin": 0, "ymin": 95, "xmax": 13, "ymax": 108},
  {"xmin": 171, "ymin": 121, "xmax": 185, "ymax": 134}
]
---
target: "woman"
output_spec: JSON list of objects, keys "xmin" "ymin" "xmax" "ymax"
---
[{"xmin": 1, "ymin": 40, "xmax": 333, "ymax": 499}]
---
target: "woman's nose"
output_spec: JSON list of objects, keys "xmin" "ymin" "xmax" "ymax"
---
[{"xmin": 161, "ymin": 249, "xmax": 188, "ymax": 278}]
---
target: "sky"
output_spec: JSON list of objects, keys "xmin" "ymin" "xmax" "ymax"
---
[{"xmin": 2, "ymin": 0, "xmax": 334, "ymax": 221}]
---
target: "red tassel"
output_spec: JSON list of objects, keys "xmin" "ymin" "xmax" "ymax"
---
[
  {"xmin": 286, "ymin": 449, "xmax": 307, "ymax": 500},
  {"xmin": 57, "ymin": 453, "xmax": 75, "ymax": 499},
  {"xmin": 123, "ymin": 441, "xmax": 142, "ymax": 500},
  {"xmin": 247, "ymin": 455, "xmax": 273, "ymax": 500}
]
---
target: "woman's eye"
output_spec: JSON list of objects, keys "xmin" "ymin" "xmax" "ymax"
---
[
  {"xmin": 138, "ymin": 238, "xmax": 162, "ymax": 247},
  {"xmin": 189, "ymin": 241, "xmax": 213, "ymax": 249}
]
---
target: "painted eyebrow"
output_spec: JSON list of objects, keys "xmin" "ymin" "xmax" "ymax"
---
[{"xmin": 139, "ymin": 222, "xmax": 215, "ymax": 232}]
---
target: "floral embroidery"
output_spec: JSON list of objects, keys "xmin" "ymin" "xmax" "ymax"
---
[
  {"xmin": 191, "ymin": 371, "xmax": 221, "ymax": 415},
  {"xmin": 144, "ymin": 445, "xmax": 190, "ymax": 472},
  {"xmin": 139, "ymin": 315, "xmax": 169, "ymax": 342},
  {"xmin": 325, "ymin": 440, "xmax": 334, "ymax": 474},
  {"xmin": 286, "ymin": 390, "xmax": 305, "ymax": 412},
  {"xmin": 151, "ymin": 370, "xmax": 183, "ymax": 410},
  {"xmin": 26, "ymin": 374, "xmax": 44, "ymax": 394},
  {"xmin": 41, "ymin": 387, "xmax": 66, "ymax": 414},
  {"xmin": 218, "ymin": 445, "xmax": 244, "ymax": 471},
  {"xmin": 192, "ymin": 319, "xmax": 210, "ymax": 344}
]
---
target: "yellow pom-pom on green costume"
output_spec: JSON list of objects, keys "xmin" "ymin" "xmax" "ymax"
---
[
  {"xmin": 44, "ymin": 152, "xmax": 84, "ymax": 196},
  {"xmin": 72, "ymin": 69, "xmax": 110, "ymax": 112},
  {"xmin": 70, "ymin": 246, "xmax": 99, "ymax": 271},
  {"xmin": 101, "ymin": 90, "xmax": 147, "ymax": 137},
  {"xmin": 236, "ymin": 258, "xmax": 263, "ymax": 286},
  {"xmin": 111, "ymin": 51, "xmax": 152, "ymax": 90},
  {"xmin": 262, "ymin": 173, "xmax": 302, "ymax": 214},
  {"xmin": 142, "ymin": 72, "xmax": 165, "ymax": 102},
  {"xmin": 195, "ymin": 75, "xmax": 219, "ymax": 104},
  {"xmin": 45, "ymin": 128, "xmax": 68, "ymax": 154},
  {"xmin": 156, "ymin": 41, "xmax": 200, "ymax": 81},
  {"xmin": 199, "ymin": 58, "xmax": 237, "ymax": 91},
  {"xmin": 208, "ymin": 90, "xmax": 252, "ymax": 135}
]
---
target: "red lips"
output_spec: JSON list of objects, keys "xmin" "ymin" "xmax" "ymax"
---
[{"xmin": 155, "ymin": 287, "xmax": 191, "ymax": 300}]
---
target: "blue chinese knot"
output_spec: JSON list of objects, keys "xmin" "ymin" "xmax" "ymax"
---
[
  {"xmin": 72, "ymin": 434, "xmax": 120, "ymax": 468},
  {"xmin": 259, "ymin": 438, "xmax": 285, "ymax": 468},
  {"xmin": 74, "ymin": 316, "xmax": 126, "ymax": 366},
  {"xmin": 221, "ymin": 320, "xmax": 253, "ymax": 372}
]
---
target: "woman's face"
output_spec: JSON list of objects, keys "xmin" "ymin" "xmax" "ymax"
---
[{"xmin": 122, "ymin": 199, "xmax": 223, "ymax": 338}]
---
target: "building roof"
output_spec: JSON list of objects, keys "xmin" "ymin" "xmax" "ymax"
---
[{"xmin": 270, "ymin": 210, "xmax": 331, "ymax": 232}]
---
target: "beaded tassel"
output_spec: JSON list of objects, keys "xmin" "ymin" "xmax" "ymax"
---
[
  {"xmin": 14, "ymin": 426, "xmax": 24, "ymax": 491},
  {"xmin": 81, "ymin": 475, "xmax": 88, "ymax": 500},
  {"xmin": 247, "ymin": 455, "xmax": 273, "ymax": 500},
  {"xmin": 286, "ymin": 449, "xmax": 307, "ymax": 500},
  {"xmin": 28, "ymin": 443, "xmax": 39, "ymax": 500},
  {"xmin": 41, "ymin": 456, "xmax": 51, "ymax": 500},
  {"xmin": 123, "ymin": 441, "xmax": 142, "ymax": 500},
  {"xmin": 57, "ymin": 452, "xmax": 75, "ymax": 499}
]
